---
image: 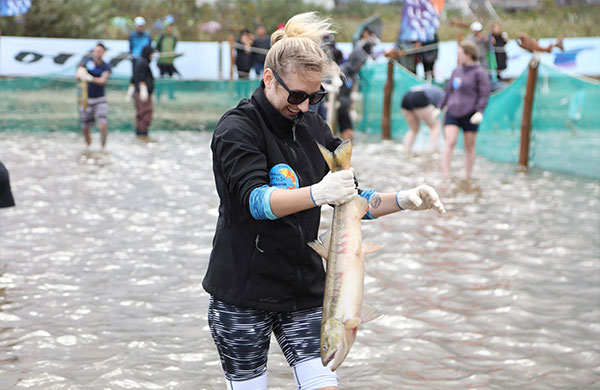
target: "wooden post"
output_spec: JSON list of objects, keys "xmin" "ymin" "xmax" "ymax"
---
[
  {"xmin": 381, "ymin": 59, "xmax": 394, "ymax": 140},
  {"xmin": 228, "ymin": 34, "xmax": 235, "ymax": 80},
  {"xmin": 518, "ymin": 56, "xmax": 539, "ymax": 169}
]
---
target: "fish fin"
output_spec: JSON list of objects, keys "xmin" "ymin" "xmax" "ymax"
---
[
  {"xmin": 352, "ymin": 195, "xmax": 369, "ymax": 218},
  {"xmin": 316, "ymin": 142, "xmax": 336, "ymax": 172},
  {"xmin": 344, "ymin": 316, "xmax": 361, "ymax": 328},
  {"xmin": 362, "ymin": 240, "xmax": 383, "ymax": 255},
  {"xmin": 316, "ymin": 139, "xmax": 352, "ymax": 172},
  {"xmin": 318, "ymin": 230, "xmax": 331, "ymax": 250},
  {"xmin": 307, "ymin": 230, "xmax": 331, "ymax": 260},
  {"xmin": 361, "ymin": 304, "xmax": 381, "ymax": 323}
]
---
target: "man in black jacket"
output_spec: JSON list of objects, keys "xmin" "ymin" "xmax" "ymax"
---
[
  {"xmin": 337, "ymin": 27, "xmax": 379, "ymax": 141},
  {"xmin": 133, "ymin": 45, "xmax": 155, "ymax": 138}
]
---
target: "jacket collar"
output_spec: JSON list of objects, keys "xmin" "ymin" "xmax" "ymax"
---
[{"xmin": 251, "ymin": 81, "xmax": 303, "ymax": 140}]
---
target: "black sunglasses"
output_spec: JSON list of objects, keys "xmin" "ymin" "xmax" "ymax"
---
[{"xmin": 272, "ymin": 70, "xmax": 328, "ymax": 106}]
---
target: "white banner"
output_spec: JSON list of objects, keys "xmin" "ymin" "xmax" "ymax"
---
[
  {"xmin": 429, "ymin": 36, "xmax": 600, "ymax": 81},
  {"xmin": 0, "ymin": 36, "xmax": 222, "ymax": 79},
  {"xmin": 1, "ymin": 36, "xmax": 598, "ymax": 80},
  {"xmin": 369, "ymin": 36, "xmax": 600, "ymax": 81}
]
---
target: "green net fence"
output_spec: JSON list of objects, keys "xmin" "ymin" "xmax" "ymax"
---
[
  {"xmin": 1, "ymin": 61, "xmax": 599, "ymax": 179},
  {"xmin": 359, "ymin": 61, "xmax": 600, "ymax": 179},
  {"xmin": 0, "ymin": 77, "xmax": 260, "ymax": 133}
]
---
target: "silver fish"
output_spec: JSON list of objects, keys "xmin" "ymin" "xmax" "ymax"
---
[
  {"xmin": 79, "ymin": 80, "xmax": 88, "ymax": 110},
  {"xmin": 308, "ymin": 139, "xmax": 382, "ymax": 371}
]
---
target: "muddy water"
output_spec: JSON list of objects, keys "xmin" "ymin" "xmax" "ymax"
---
[{"xmin": 1, "ymin": 131, "xmax": 598, "ymax": 389}]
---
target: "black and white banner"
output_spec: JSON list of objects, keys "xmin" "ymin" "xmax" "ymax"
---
[
  {"xmin": 1, "ymin": 35, "xmax": 598, "ymax": 80},
  {"xmin": 0, "ymin": 36, "xmax": 225, "ymax": 79}
]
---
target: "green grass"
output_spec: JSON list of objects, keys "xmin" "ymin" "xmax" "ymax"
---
[
  {"xmin": 1, "ymin": 0, "xmax": 598, "ymax": 42},
  {"xmin": 332, "ymin": 0, "xmax": 600, "ymax": 42}
]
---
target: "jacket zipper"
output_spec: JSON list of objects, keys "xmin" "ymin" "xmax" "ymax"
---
[{"xmin": 288, "ymin": 119, "xmax": 304, "ymax": 311}]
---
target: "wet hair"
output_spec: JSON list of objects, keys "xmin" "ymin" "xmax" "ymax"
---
[
  {"xmin": 265, "ymin": 12, "xmax": 338, "ymax": 80},
  {"xmin": 141, "ymin": 45, "xmax": 154, "ymax": 61},
  {"xmin": 460, "ymin": 40, "xmax": 479, "ymax": 62}
]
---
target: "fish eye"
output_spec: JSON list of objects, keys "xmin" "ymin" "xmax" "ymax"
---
[{"xmin": 322, "ymin": 345, "xmax": 327, "ymax": 351}]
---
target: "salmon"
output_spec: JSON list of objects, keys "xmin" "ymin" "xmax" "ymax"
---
[
  {"xmin": 308, "ymin": 139, "xmax": 382, "ymax": 371},
  {"xmin": 79, "ymin": 80, "xmax": 88, "ymax": 111}
]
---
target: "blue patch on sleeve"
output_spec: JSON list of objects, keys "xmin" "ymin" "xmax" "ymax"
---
[
  {"xmin": 249, "ymin": 185, "xmax": 278, "ymax": 220},
  {"xmin": 269, "ymin": 163, "xmax": 299, "ymax": 189},
  {"xmin": 359, "ymin": 189, "xmax": 378, "ymax": 220}
]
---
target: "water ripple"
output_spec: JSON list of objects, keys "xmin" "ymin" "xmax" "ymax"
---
[{"xmin": 0, "ymin": 131, "xmax": 598, "ymax": 389}]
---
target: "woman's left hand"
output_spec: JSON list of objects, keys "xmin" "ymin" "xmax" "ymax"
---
[{"xmin": 396, "ymin": 185, "xmax": 446, "ymax": 213}]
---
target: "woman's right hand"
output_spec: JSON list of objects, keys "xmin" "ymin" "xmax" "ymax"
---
[
  {"xmin": 310, "ymin": 169, "xmax": 356, "ymax": 206},
  {"xmin": 469, "ymin": 112, "xmax": 483, "ymax": 124}
]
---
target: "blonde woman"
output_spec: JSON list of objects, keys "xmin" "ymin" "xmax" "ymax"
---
[{"xmin": 203, "ymin": 13, "xmax": 445, "ymax": 389}]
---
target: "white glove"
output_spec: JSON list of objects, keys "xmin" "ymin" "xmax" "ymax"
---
[
  {"xmin": 125, "ymin": 84, "xmax": 135, "ymax": 101},
  {"xmin": 396, "ymin": 185, "xmax": 446, "ymax": 213},
  {"xmin": 310, "ymin": 170, "xmax": 356, "ymax": 206},
  {"xmin": 76, "ymin": 67, "xmax": 93, "ymax": 82},
  {"xmin": 469, "ymin": 112, "xmax": 483, "ymax": 125},
  {"xmin": 139, "ymin": 84, "xmax": 149, "ymax": 102}
]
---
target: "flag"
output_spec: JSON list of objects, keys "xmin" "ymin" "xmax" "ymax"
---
[
  {"xmin": 0, "ymin": 0, "xmax": 31, "ymax": 16},
  {"xmin": 398, "ymin": 0, "xmax": 444, "ymax": 43}
]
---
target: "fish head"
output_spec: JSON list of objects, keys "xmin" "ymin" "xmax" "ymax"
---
[{"xmin": 320, "ymin": 318, "xmax": 344, "ymax": 369}]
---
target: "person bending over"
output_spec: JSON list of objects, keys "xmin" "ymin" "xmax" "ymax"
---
[{"xmin": 401, "ymin": 84, "xmax": 444, "ymax": 154}]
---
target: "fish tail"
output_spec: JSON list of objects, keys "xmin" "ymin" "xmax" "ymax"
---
[{"xmin": 317, "ymin": 139, "xmax": 352, "ymax": 172}]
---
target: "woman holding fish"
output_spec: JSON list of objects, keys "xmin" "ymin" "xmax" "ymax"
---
[{"xmin": 202, "ymin": 12, "xmax": 445, "ymax": 390}]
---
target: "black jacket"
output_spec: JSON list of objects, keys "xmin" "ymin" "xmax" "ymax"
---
[
  {"xmin": 134, "ymin": 45, "xmax": 154, "ymax": 94},
  {"xmin": 235, "ymin": 39, "xmax": 253, "ymax": 73},
  {"xmin": 0, "ymin": 161, "xmax": 15, "ymax": 208},
  {"xmin": 202, "ymin": 83, "xmax": 342, "ymax": 312},
  {"xmin": 251, "ymin": 36, "xmax": 270, "ymax": 66}
]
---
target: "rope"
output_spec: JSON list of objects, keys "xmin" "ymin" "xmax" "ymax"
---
[
  {"xmin": 231, "ymin": 42, "xmax": 269, "ymax": 55},
  {"xmin": 397, "ymin": 43, "xmax": 440, "ymax": 55}
]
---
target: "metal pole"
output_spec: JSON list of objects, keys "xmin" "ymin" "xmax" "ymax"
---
[
  {"xmin": 518, "ymin": 56, "xmax": 539, "ymax": 169},
  {"xmin": 218, "ymin": 41, "xmax": 222, "ymax": 80},
  {"xmin": 381, "ymin": 59, "xmax": 394, "ymax": 140}
]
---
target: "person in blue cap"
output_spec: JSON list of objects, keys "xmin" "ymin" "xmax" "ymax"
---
[{"xmin": 125, "ymin": 16, "xmax": 152, "ymax": 101}]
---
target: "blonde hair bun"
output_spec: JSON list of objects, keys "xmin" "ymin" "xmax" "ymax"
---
[
  {"xmin": 271, "ymin": 12, "xmax": 333, "ymax": 46},
  {"xmin": 266, "ymin": 12, "xmax": 338, "ymax": 78}
]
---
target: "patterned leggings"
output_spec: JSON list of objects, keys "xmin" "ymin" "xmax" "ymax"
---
[{"xmin": 208, "ymin": 296, "xmax": 336, "ymax": 387}]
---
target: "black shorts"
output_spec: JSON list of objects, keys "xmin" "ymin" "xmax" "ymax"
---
[
  {"xmin": 444, "ymin": 111, "xmax": 479, "ymax": 132},
  {"xmin": 158, "ymin": 64, "xmax": 176, "ymax": 77},
  {"xmin": 401, "ymin": 90, "xmax": 429, "ymax": 110},
  {"xmin": 337, "ymin": 106, "xmax": 352, "ymax": 131}
]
